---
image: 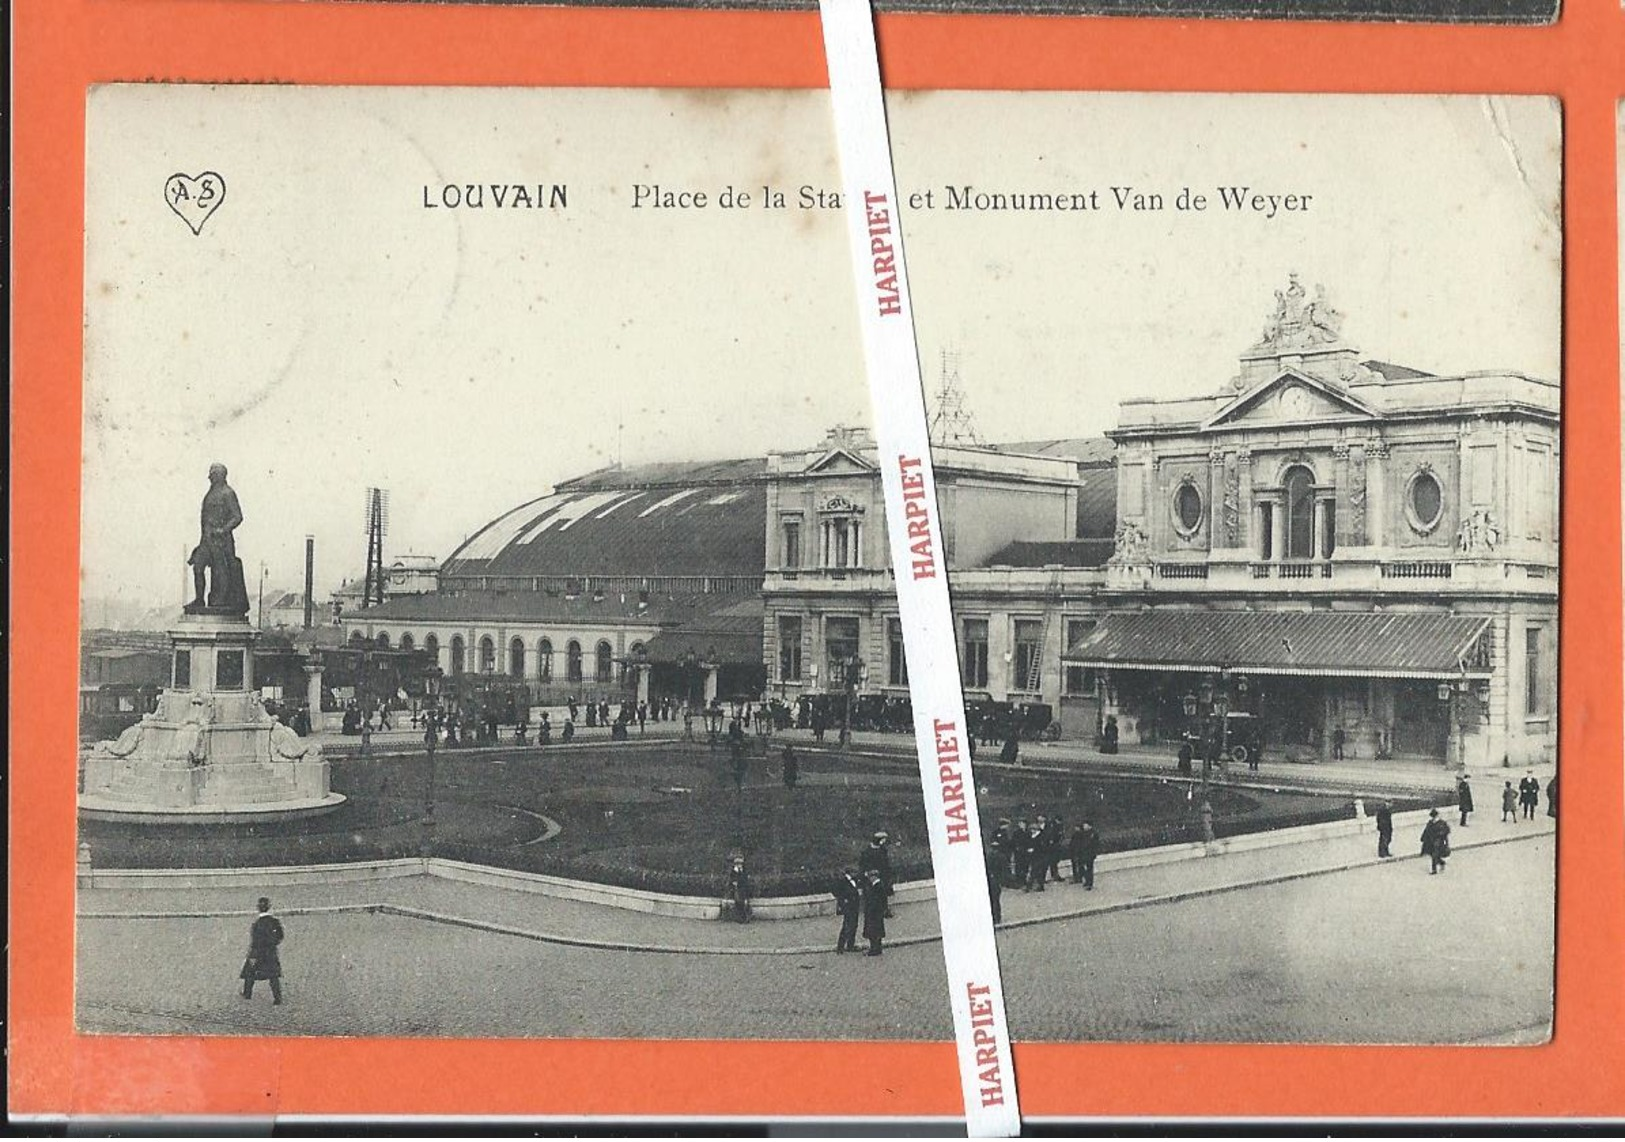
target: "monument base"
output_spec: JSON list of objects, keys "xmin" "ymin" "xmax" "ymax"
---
[{"xmin": 78, "ymin": 612, "xmax": 344, "ymax": 825}]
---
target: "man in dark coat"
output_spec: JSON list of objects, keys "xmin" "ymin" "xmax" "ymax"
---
[
  {"xmin": 1456, "ymin": 774, "xmax": 1475, "ymax": 827},
  {"xmin": 1011, "ymin": 818, "xmax": 1031, "ymax": 888},
  {"xmin": 782, "ymin": 744, "xmax": 799, "ymax": 788},
  {"xmin": 832, "ymin": 867, "xmax": 862, "ymax": 952},
  {"xmin": 1375, "ymin": 800, "xmax": 1394, "ymax": 858},
  {"xmin": 1421, "ymin": 809, "xmax": 1452, "ymax": 874},
  {"xmin": 239, "ymin": 897, "xmax": 284, "ymax": 1003},
  {"xmin": 1546, "ymin": 775, "xmax": 1557, "ymax": 818},
  {"xmin": 1519, "ymin": 772, "xmax": 1541, "ymax": 820},
  {"xmin": 1069, "ymin": 819, "xmax": 1101, "ymax": 888},
  {"xmin": 858, "ymin": 832, "xmax": 894, "ymax": 917},
  {"xmin": 1024, "ymin": 819, "xmax": 1048, "ymax": 892},
  {"xmin": 1177, "ymin": 736, "xmax": 1193, "ymax": 775},
  {"xmin": 861, "ymin": 869, "xmax": 887, "ymax": 956},
  {"xmin": 985, "ymin": 843, "xmax": 1004, "ymax": 924},
  {"xmin": 1044, "ymin": 815, "xmax": 1066, "ymax": 882}
]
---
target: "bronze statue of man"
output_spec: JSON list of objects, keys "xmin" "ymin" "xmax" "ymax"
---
[{"xmin": 186, "ymin": 462, "xmax": 249, "ymax": 614}]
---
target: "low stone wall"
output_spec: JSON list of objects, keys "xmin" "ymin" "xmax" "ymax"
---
[{"xmin": 82, "ymin": 805, "xmax": 1448, "ymax": 918}]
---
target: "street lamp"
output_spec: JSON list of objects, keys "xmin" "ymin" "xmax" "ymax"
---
[{"xmin": 839, "ymin": 656, "xmax": 867, "ymax": 748}]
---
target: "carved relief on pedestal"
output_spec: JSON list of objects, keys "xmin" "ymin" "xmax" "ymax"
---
[
  {"xmin": 1222, "ymin": 460, "xmax": 1240, "ymax": 546},
  {"xmin": 1348, "ymin": 447, "xmax": 1368, "ymax": 542}
]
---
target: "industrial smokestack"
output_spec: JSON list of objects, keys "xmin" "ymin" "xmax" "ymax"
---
[{"xmin": 304, "ymin": 535, "xmax": 315, "ymax": 630}]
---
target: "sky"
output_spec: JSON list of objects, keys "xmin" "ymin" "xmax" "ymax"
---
[{"xmin": 81, "ymin": 87, "xmax": 1561, "ymax": 613}]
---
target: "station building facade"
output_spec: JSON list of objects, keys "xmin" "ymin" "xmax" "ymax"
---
[
  {"xmin": 761, "ymin": 280, "xmax": 1560, "ymax": 767},
  {"xmin": 344, "ymin": 279, "xmax": 1559, "ymax": 766}
]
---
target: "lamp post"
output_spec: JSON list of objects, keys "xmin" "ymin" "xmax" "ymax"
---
[
  {"xmin": 839, "ymin": 655, "xmax": 866, "ymax": 748},
  {"xmin": 422, "ymin": 669, "xmax": 439, "ymax": 860},
  {"xmin": 358, "ymin": 642, "xmax": 373, "ymax": 757}
]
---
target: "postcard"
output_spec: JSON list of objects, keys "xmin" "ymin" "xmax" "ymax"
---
[{"xmin": 76, "ymin": 85, "xmax": 1559, "ymax": 1048}]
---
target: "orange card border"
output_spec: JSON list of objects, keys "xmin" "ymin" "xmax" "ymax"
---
[{"xmin": 11, "ymin": 0, "xmax": 1624, "ymax": 1121}]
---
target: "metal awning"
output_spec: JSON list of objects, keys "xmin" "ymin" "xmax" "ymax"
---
[{"xmin": 1063, "ymin": 611, "xmax": 1494, "ymax": 680}]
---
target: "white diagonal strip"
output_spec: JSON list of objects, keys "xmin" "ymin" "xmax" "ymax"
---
[{"xmin": 817, "ymin": 2, "xmax": 1020, "ymax": 1135}]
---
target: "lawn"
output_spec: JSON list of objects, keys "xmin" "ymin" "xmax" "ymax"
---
[{"xmin": 79, "ymin": 741, "xmax": 1407, "ymax": 896}]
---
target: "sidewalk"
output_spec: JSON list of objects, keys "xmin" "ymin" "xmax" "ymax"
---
[
  {"xmin": 79, "ymin": 805, "xmax": 1554, "ymax": 955},
  {"xmin": 315, "ymin": 717, "xmax": 1550, "ymax": 801}
]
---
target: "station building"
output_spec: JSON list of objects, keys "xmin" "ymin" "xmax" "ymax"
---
[
  {"xmin": 345, "ymin": 279, "xmax": 1559, "ymax": 767},
  {"xmin": 342, "ymin": 458, "xmax": 771, "ymax": 706}
]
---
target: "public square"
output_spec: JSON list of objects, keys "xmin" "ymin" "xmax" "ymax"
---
[{"xmin": 78, "ymin": 751, "xmax": 1554, "ymax": 1044}]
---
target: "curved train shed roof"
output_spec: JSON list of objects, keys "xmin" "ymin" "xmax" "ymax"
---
[{"xmin": 441, "ymin": 458, "xmax": 767, "ymax": 580}]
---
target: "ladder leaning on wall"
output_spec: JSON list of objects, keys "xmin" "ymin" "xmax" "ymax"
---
[{"xmin": 1023, "ymin": 568, "xmax": 1067, "ymax": 695}]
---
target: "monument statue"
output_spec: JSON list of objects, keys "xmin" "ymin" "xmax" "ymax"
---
[{"xmin": 185, "ymin": 462, "xmax": 249, "ymax": 615}]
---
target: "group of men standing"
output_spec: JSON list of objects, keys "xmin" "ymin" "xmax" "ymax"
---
[
  {"xmin": 832, "ymin": 831, "xmax": 895, "ymax": 956},
  {"xmin": 983, "ymin": 815, "xmax": 1102, "ymax": 923}
]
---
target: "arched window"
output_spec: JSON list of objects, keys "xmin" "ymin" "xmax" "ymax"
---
[
  {"xmin": 566, "ymin": 640, "xmax": 583, "ymax": 683},
  {"xmin": 629, "ymin": 640, "xmax": 645, "ymax": 660},
  {"xmin": 376, "ymin": 631, "xmax": 391, "ymax": 648},
  {"xmin": 595, "ymin": 641, "xmax": 614, "ymax": 683},
  {"xmin": 349, "ymin": 630, "xmax": 366, "ymax": 645},
  {"xmin": 1284, "ymin": 466, "xmax": 1316, "ymax": 559},
  {"xmin": 399, "ymin": 633, "xmax": 415, "ymax": 652},
  {"xmin": 450, "ymin": 635, "xmax": 466, "ymax": 675},
  {"xmin": 478, "ymin": 636, "xmax": 496, "ymax": 673},
  {"xmin": 510, "ymin": 637, "xmax": 526, "ymax": 677},
  {"xmin": 424, "ymin": 633, "xmax": 439, "ymax": 664},
  {"xmin": 537, "ymin": 638, "xmax": 554, "ymax": 682}
]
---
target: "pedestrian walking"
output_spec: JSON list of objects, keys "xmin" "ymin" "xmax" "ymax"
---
[
  {"xmin": 1518, "ymin": 771, "xmax": 1540, "ymax": 820},
  {"xmin": 239, "ymin": 897, "xmax": 284, "ymax": 1004},
  {"xmin": 1501, "ymin": 780, "xmax": 1518, "ymax": 822},
  {"xmin": 1546, "ymin": 775, "xmax": 1557, "ymax": 818},
  {"xmin": 858, "ymin": 832, "xmax": 894, "ymax": 917},
  {"xmin": 1332, "ymin": 725, "xmax": 1346, "ymax": 760},
  {"xmin": 1069, "ymin": 819, "xmax": 1101, "ymax": 888},
  {"xmin": 1177, "ymin": 736, "xmax": 1193, "ymax": 775},
  {"xmin": 1421, "ymin": 809, "xmax": 1452, "ymax": 874},
  {"xmin": 1375, "ymin": 800, "xmax": 1393, "ymax": 858},
  {"xmin": 832, "ymin": 867, "xmax": 862, "ymax": 952},
  {"xmin": 861, "ymin": 869, "xmax": 887, "ymax": 956},
  {"xmin": 1456, "ymin": 774, "xmax": 1474, "ymax": 827},
  {"xmin": 637, "ymin": 702, "xmax": 647, "ymax": 733}
]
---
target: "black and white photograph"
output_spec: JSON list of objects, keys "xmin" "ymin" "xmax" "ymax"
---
[{"xmin": 76, "ymin": 86, "xmax": 1558, "ymax": 1044}]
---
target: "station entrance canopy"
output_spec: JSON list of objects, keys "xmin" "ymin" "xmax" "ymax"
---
[{"xmin": 1063, "ymin": 611, "xmax": 1494, "ymax": 680}]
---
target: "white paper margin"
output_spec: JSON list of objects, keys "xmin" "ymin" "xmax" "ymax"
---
[{"xmin": 817, "ymin": 2, "xmax": 1021, "ymax": 1135}]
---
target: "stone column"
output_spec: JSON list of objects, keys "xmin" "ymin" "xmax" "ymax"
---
[
  {"xmin": 1332, "ymin": 442, "xmax": 1351, "ymax": 547},
  {"xmin": 1312, "ymin": 500, "xmax": 1326, "ymax": 561},
  {"xmin": 1270, "ymin": 501, "xmax": 1286, "ymax": 562},
  {"xmin": 304, "ymin": 663, "xmax": 325, "ymax": 732},
  {"xmin": 1366, "ymin": 442, "xmax": 1388, "ymax": 546},
  {"xmin": 704, "ymin": 664, "xmax": 720, "ymax": 703},
  {"xmin": 636, "ymin": 664, "xmax": 652, "ymax": 706}
]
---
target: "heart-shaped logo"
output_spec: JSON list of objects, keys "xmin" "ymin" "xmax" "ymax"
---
[{"xmin": 165, "ymin": 172, "xmax": 227, "ymax": 235}]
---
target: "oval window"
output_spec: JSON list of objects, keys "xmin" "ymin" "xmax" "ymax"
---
[
  {"xmin": 1174, "ymin": 483, "xmax": 1203, "ymax": 532},
  {"xmin": 1409, "ymin": 470, "xmax": 1443, "ymax": 531}
]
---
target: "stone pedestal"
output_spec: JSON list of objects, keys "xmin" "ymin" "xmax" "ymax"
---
[{"xmin": 79, "ymin": 612, "xmax": 345, "ymax": 824}]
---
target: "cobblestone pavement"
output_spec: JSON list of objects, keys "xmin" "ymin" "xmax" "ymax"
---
[{"xmin": 77, "ymin": 823, "xmax": 1551, "ymax": 1042}]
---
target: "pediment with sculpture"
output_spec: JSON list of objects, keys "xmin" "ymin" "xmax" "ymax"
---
[{"xmin": 1205, "ymin": 370, "xmax": 1380, "ymax": 430}]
